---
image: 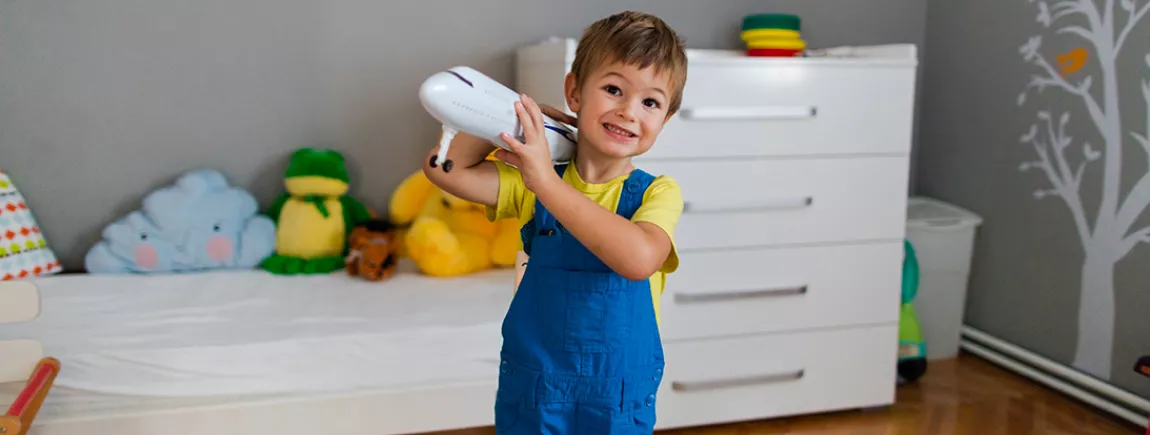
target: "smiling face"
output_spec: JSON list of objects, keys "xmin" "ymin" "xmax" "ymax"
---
[{"xmin": 564, "ymin": 60, "xmax": 676, "ymax": 160}]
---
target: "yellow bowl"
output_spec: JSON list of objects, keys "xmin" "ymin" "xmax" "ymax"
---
[
  {"xmin": 740, "ymin": 28, "xmax": 801, "ymax": 41},
  {"xmin": 745, "ymin": 37, "xmax": 807, "ymax": 50}
]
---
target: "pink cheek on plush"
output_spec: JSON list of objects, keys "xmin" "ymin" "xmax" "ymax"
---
[
  {"xmin": 134, "ymin": 244, "xmax": 159, "ymax": 269},
  {"xmin": 207, "ymin": 236, "xmax": 233, "ymax": 261}
]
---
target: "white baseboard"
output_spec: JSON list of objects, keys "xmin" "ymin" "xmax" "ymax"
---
[{"xmin": 960, "ymin": 325, "xmax": 1149, "ymax": 427}]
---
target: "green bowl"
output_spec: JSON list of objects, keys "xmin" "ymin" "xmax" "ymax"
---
[{"xmin": 742, "ymin": 13, "xmax": 801, "ymax": 31}]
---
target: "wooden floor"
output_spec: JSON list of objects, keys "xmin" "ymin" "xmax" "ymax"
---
[{"xmin": 425, "ymin": 353, "xmax": 1143, "ymax": 435}]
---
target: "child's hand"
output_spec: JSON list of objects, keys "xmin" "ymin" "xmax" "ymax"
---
[{"xmin": 497, "ymin": 94, "xmax": 561, "ymax": 193}]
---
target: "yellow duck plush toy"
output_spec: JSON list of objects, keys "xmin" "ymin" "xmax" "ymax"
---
[{"xmin": 389, "ymin": 166, "xmax": 519, "ymax": 277}]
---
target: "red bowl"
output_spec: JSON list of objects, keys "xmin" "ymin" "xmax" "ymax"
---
[{"xmin": 746, "ymin": 48, "xmax": 803, "ymax": 57}]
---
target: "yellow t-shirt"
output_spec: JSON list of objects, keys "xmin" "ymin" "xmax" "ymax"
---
[{"xmin": 486, "ymin": 161, "xmax": 683, "ymax": 324}]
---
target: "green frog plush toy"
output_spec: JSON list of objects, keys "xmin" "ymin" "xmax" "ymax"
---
[{"xmin": 262, "ymin": 148, "xmax": 372, "ymax": 274}]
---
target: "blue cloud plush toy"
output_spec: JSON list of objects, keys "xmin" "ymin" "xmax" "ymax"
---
[{"xmin": 85, "ymin": 169, "xmax": 276, "ymax": 273}]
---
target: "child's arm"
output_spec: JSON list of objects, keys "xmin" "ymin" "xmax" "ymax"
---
[
  {"xmin": 421, "ymin": 131, "xmax": 500, "ymax": 207},
  {"xmin": 496, "ymin": 95, "xmax": 673, "ymax": 281},
  {"xmin": 535, "ymin": 177, "xmax": 673, "ymax": 281}
]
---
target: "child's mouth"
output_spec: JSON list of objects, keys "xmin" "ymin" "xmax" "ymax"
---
[{"xmin": 602, "ymin": 123, "xmax": 637, "ymax": 140}]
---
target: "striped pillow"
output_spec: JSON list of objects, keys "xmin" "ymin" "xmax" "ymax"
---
[{"xmin": 0, "ymin": 171, "xmax": 62, "ymax": 280}]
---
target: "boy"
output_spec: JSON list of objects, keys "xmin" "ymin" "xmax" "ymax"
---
[{"xmin": 422, "ymin": 11, "xmax": 687, "ymax": 434}]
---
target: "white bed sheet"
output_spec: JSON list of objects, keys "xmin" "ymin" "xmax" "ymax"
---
[
  {"xmin": 1, "ymin": 383, "xmax": 253, "ymax": 422},
  {"xmin": 0, "ymin": 261, "xmax": 515, "ymax": 400}
]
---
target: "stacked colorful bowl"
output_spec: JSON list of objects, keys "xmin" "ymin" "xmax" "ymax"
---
[{"xmin": 741, "ymin": 14, "xmax": 805, "ymax": 57}]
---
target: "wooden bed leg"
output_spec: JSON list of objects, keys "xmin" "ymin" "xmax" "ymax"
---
[
  {"xmin": 4, "ymin": 357, "xmax": 60, "ymax": 435},
  {"xmin": 0, "ymin": 415, "xmax": 22, "ymax": 435}
]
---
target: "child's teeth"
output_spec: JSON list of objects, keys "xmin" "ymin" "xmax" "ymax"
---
[{"xmin": 606, "ymin": 124, "xmax": 632, "ymax": 136}]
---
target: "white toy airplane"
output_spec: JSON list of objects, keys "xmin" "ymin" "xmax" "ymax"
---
[{"xmin": 419, "ymin": 66, "xmax": 577, "ymax": 172}]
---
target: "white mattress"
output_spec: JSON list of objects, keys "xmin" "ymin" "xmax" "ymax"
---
[{"xmin": 0, "ymin": 261, "xmax": 515, "ymax": 409}]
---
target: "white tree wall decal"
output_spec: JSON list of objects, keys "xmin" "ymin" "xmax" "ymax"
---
[{"xmin": 1017, "ymin": 0, "xmax": 1150, "ymax": 380}]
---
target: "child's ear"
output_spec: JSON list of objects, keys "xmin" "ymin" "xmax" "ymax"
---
[{"xmin": 563, "ymin": 72, "xmax": 580, "ymax": 112}]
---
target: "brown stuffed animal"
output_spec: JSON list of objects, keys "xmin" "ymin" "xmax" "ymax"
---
[{"xmin": 345, "ymin": 219, "xmax": 400, "ymax": 281}]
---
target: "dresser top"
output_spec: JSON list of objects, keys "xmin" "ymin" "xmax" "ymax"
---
[{"xmin": 518, "ymin": 37, "xmax": 918, "ymax": 69}]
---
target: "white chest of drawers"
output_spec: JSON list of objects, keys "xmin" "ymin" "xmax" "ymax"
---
[{"xmin": 515, "ymin": 38, "xmax": 917, "ymax": 430}]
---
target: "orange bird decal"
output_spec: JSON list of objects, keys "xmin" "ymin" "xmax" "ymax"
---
[{"xmin": 1058, "ymin": 48, "xmax": 1089, "ymax": 75}]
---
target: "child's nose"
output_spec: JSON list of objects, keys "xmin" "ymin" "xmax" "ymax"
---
[{"xmin": 615, "ymin": 104, "xmax": 637, "ymax": 121}]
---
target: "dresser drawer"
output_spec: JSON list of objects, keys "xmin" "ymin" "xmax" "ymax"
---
[
  {"xmin": 641, "ymin": 157, "xmax": 909, "ymax": 251},
  {"xmin": 658, "ymin": 242, "xmax": 902, "ymax": 341},
  {"xmin": 636, "ymin": 61, "xmax": 916, "ymax": 160},
  {"xmin": 654, "ymin": 325, "xmax": 898, "ymax": 430}
]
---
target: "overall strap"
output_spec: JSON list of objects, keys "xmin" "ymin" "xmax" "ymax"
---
[
  {"xmin": 520, "ymin": 164, "xmax": 569, "ymax": 256},
  {"xmin": 616, "ymin": 169, "xmax": 656, "ymax": 220}
]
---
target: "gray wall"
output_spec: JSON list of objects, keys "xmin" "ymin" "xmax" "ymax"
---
[
  {"xmin": 0, "ymin": 0, "xmax": 926, "ymax": 269},
  {"xmin": 918, "ymin": 0, "xmax": 1150, "ymax": 395}
]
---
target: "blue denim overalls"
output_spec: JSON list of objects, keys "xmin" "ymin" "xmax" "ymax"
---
[{"xmin": 495, "ymin": 164, "xmax": 665, "ymax": 434}]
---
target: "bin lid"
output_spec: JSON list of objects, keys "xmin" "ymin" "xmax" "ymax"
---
[{"xmin": 907, "ymin": 196, "xmax": 983, "ymax": 230}]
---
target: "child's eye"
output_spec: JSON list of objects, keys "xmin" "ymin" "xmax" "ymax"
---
[
  {"xmin": 643, "ymin": 98, "xmax": 661, "ymax": 109},
  {"xmin": 602, "ymin": 85, "xmax": 621, "ymax": 96}
]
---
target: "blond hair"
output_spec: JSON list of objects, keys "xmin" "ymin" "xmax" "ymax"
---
[{"xmin": 570, "ymin": 11, "xmax": 688, "ymax": 116}]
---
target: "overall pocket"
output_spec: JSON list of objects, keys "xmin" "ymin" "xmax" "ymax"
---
[
  {"xmin": 563, "ymin": 272, "xmax": 633, "ymax": 353},
  {"xmin": 619, "ymin": 374, "xmax": 662, "ymax": 433}
]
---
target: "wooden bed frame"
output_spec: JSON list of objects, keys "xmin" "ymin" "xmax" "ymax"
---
[{"xmin": 0, "ymin": 281, "xmax": 61, "ymax": 435}]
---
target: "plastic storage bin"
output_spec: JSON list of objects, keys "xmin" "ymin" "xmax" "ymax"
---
[{"xmin": 905, "ymin": 196, "xmax": 983, "ymax": 360}]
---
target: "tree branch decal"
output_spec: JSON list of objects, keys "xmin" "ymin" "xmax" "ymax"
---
[
  {"xmin": 1016, "ymin": 0, "xmax": 1150, "ymax": 379},
  {"xmin": 1116, "ymin": 0, "xmax": 1150, "ymax": 54},
  {"xmin": 1019, "ymin": 111, "xmax": 1096, "ymax": 246}
]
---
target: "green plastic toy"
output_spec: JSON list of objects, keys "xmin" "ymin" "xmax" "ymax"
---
[{"xmin": 898, "ymin": 239, "xmax": 928, "ymax": 383}]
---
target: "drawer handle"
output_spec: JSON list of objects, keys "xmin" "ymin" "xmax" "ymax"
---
[
  {"xmin": 679, "ymin": 106, "xmax": 817, "ymax": 121},
  {"xmin": 683, "ymin": 196, "xmax": 812, "ymax": 214},
  {"xmin": 674, "ymin": 285, "xmax": 807, "ymax": 304},
  {"xmin": 671, "ymin": 370, "xmax": 805, "ymax": 392}
]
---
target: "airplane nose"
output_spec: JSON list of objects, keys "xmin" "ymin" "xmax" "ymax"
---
[
  {"xmin": 419, "ymin": 69, "xmax": 472, "ymax": 102},
  {"xmin": 419, "ymin": 72, "xmax": 461, "ymax": 122},
  {"xmin": 419, "ymin": 73, "xmax": 450, "ymax": 103}
]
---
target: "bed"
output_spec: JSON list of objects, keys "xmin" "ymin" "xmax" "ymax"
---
[{"xmin": 0, "ymin": 260, "xmax": 516, "ymax": 435}]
